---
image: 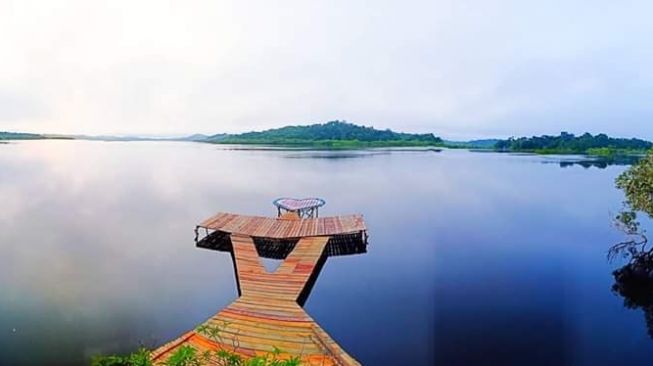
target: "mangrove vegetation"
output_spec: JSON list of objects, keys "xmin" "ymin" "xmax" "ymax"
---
[{"xmin": 495, "ymin": 132, "xmax": 652, "ymax": 156}]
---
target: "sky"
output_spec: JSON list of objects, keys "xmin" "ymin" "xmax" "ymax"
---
[{"xmin": 0, "ymin": 0, "xmax": 652, "ymax": 140}]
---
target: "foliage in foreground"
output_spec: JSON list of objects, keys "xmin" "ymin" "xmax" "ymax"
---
[
  {"xmin": 91, "ymin": 323, "xmax": 303, "ymax": 366},
  {"xmin": 616, "ymin": 152, "xmax": 653, "ymax": 218},
  {"xmin": 609, "ymin": 149, "xmax": 653, "ymax": 338},
  {"xmin": 91, "ymin": 348, "xmax": 152, "ymax": 366},
  {"xmin": 609, "ymin": 149, "xmax": 653, "ymax": 261}
]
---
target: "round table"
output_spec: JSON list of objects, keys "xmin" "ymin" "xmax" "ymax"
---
[{"xmin": 273, "ymin": 197, "xmax": 326, "ymax": 218}]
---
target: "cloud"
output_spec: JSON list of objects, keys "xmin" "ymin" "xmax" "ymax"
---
[{"xmin": 0, "ymin": 0, "xmax": 651, "ymax": 138}]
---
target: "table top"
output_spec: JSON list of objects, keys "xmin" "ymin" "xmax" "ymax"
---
[{"xmin": 273, "ymin": 197, "xmax": 326, "ymax": 211}]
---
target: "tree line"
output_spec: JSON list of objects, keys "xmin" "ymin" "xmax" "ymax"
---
[{"xmin": 495, "ymin": 132, "xmax": 652, "ymax": 154}]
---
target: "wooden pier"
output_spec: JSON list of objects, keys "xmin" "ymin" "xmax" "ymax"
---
[{"xmin": 152, "ymin": 211, "xmax": 368, "ymax": 365}]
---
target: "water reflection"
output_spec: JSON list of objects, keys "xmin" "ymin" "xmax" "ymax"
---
[
  {"xmin": 283, "ymin": 148, "xmax": 440, "ymax": 160},
  {"xmin": 210, "ymin": 145, "xmax": 443, "ymax": 160},
  {"xmin": 283, "ymin": 151, "xmax": 388, "ymax": 159},
  {"xmin": 612, "ymin": 254, "xmax": 653, "ymax": 338},
  {"xmin": 4, "ymin": 140, "xmax": 653, "ymax": 365},
  {"xmin": 608, "ymin": 186, "xmax": 653, "ymax": 341},
  {"xmin": 542, "ymin": 155, "xmax": 643, "ymax": 169}
]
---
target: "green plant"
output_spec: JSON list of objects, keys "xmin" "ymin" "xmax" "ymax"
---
[
  {"xmin": 91, "ymin": 323, "xmax": 306, "ymax": 366},
  {"xmin": 164, "ymin": 345, "xmax": 210, "ymax": 366},
  {"xmin": 91, "ymin": 348, "xmax": 152, "ymax": 366}
]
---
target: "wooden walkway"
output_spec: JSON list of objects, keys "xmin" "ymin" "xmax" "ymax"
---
[{"xmin": 152, "ymin": 212, "xmax": 368, "ymax": 365}]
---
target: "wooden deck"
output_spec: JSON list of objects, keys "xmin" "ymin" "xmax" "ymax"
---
[
  {"xmin": 152, "ymin": 213, "xmax": 367, "ymax": 365},
  {"xmin": 197, "ymin": 212, "xmax": 366, "ymax": 239}
]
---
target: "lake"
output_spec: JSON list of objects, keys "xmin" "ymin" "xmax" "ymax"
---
[{"xmin": 0, "ymin": 140, "xmax": 651, "ymax": 365}]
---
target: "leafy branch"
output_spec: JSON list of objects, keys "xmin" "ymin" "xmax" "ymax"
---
[{"xmin": 608, "ymin": 209, "xmax": 649, "ymax": 262}]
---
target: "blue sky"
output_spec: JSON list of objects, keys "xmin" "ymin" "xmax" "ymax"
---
[{"xmin": 0, "ymin": 0, "xmax": 651, "ymax": 139}]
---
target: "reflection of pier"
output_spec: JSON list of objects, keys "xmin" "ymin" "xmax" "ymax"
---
[{"xmin": 153, "ymin": 212, "xmax": 368, "ymax": 365}]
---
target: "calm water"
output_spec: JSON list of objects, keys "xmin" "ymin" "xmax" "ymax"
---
[{"xmin": 0, "ymin": 140, "xmax": 651, "ymax": 365}]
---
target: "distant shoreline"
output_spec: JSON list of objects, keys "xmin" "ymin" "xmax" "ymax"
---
[
  {"xmin": 2, "ymin": 124, "xmax": 651, "ymax": 160},
  {"xmin": 0, "ymin": 136, "xmax": 444, "ymax": 151},
  {"xmin": 494, "ymin": 147, "xmax": 648, "ymax": 158},
  {"xmin": 1, "ymin": 137, "xmax": 648, "ymax": 158}
]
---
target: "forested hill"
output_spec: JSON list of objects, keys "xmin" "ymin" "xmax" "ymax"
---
[
  {"xmin": 210, "ymin": 121, "xmax": 443, "ymax": 147},
  {"xmin": 495, "ymin": 132, "xmax": 652, "ymax": 154}
]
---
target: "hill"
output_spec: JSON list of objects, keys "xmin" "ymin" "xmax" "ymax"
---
[
  {"xmin": 184, "ymin": 133, "xmax": 227, "ymax": 142},
  {"xmin": 206, "ymin": 121, "xmax": 442, "ymax": 148},
  {"xmin": 495, "ymin": 132, "xmax": 652, "ymax": 155}
]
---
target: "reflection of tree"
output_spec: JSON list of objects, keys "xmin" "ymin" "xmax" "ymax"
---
[
  {"xmin": 556, "ymin": 155, "xmax": 643, "ymax": 169},
  {"xmin": 608, "ymin": 211, "xmax": 648, "ymax": 262},
  {"xmin": 612, "ymin": 253, "xmax": 653, "ymax": 338},
  {"xmin": 559, "ymin": 160, "xmax": 609, "ymax": 169}
]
